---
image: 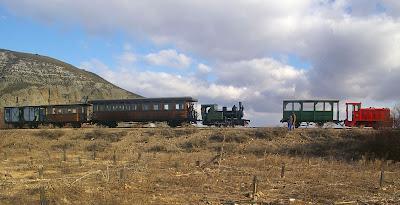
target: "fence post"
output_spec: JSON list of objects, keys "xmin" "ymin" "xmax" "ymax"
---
[
  {"xmin": 380, "ymin": 157, "xmax": 387, "ymax": 188},
  {"xmin": 63, "ymin": 146, "xmax": 67, "ymax": 162},
  {"xmin": 113, "ymin": 150, "xmax": 117, "ymax": 165},
  {"xmin": 92, "ymin": 149, "xmax": 96, "ymax": 160},
  {"xmin": 39, "ymin": 186, "xmax": 48, "ymax": 205},
  {"xmin": 219, "ymin": 134, "xmax": 226, "ymax": 168},
  {"xmin": 137, "ymin": 152, "xmax": 142, "ymax": 162},
  {"xmin": 252, "ymin": 176, "xmax": 258, "ymax": 201},
  {"xmin": 38, "ymin": 165, "xmax": 44, "ymax": 179},
  {"xmin": 281, "ymin": 163, "xmax": 285, "ymax": 178}
]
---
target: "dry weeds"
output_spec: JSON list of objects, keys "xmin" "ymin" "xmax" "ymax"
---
[{"xmin": 0, "ymin": 128, "xmax": 399, "ymax": 204}]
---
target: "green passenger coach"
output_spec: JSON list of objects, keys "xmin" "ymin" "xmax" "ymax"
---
[{"xmin": 281, "ymin": 100, "xmax": 340, "ymax": 127}]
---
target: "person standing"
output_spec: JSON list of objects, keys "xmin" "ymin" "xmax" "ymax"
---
[
  {"xmin": 292, "ymin": 112, "xmax": 297, "ymax": 130},
  {"xmin": 288, "ymin": 114, "xmax": 293, "ymax": 131}
]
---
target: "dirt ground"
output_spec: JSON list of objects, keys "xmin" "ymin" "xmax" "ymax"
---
[{"xmin": 0, "ymin": 127, "xmax": 399, "ymax": 204}]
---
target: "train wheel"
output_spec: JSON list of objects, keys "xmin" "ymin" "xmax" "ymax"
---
[
  {"xmin": 167, "ymin": 121, "xmax": 177, "ymax": 127},
  {"xmin": 72, "ymin": 123, "xmax": 82, "ymax": 128},
  {"xmin": 107, "ymin": 122, "xmax": 118, "ymax": 128}
]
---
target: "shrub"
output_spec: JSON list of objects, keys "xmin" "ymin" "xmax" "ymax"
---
[
  {"xmin": 84, "ymin": 130, "xmax": 126, "ymax": 142},
  {"xmin": 253, "ymin": 127, "xmax": 287, "ymax": 140},
  {"xmin": 35, "ymin": 130, "xmax": 65, "ymax": 140},
  {"xmin": 148, "ymin": 144, "xmax": 168, "ymax": 152},
  {"xmin": 85, "ymin": 141, "xmax": 110, "ymax": 152},
  {"xmin": 243, "ymin": 143, "xmax": 268, "ymax": 157},
  {"xmin": 180, "ymin": 137, "xmax": 208, "ymax": 151},
  {"xmin": 209, "ymin": 133, "xmax": 249, "ymax": 143},
  {"xmin": 174, "ymin": 128, "xmax": 198, "ymax": 136},
  {"xmin": 51, "ymin": 142, "xmax": 74, "ymax": 150}
]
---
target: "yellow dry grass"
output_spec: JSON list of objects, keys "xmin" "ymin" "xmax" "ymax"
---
[{"xmin": 0, "ymin": 128, "xmax": 399, "ymax": 204}]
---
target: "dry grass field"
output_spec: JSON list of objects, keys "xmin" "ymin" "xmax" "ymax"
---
[{"xmin": 0, "ymin": 127, "xmax": 400, "ymax": 204}]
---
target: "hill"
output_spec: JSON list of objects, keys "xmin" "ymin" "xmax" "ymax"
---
[{"xmin": 0, "ymin": 49, "xmax": 141, "ymax": 107}]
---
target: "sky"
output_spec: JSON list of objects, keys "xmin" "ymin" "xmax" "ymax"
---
[{"xmin": 0, "ymin": 0, "xmax": 400, "ymax": 126}]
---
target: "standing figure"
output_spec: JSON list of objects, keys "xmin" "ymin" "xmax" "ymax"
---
[{"xmin": 288, "ymin": 114, "xmax": 293, "ymax": 131}]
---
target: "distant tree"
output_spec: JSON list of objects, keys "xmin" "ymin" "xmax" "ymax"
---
[{"xmin": 392, "ymin": 104, "xmax": 400, "ymax": 128}]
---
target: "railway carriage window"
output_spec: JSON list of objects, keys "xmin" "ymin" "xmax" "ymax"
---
[
  {"xmin": 72, "ymin": 109, "xmax": 77, "ymax": 114},
  {"xmin": 315, "ymin": 103, "xmax": 324, "ymax": 111},
  {"xmin": 143, "ymin": 104, "xmax": 149, "ymax": 111},
  {"xmin": 284, "ymin": 103, "xmax": 293, "ymax": 111},
  {"xmin": 176, "ymin": 103, "xmax": 184, "ymax": 110},
  {"xmin": 324, "ymin": 103, "xmax": 332, "ymax": 111},
  {"xmin": 67, "ymin": 108, "xmax": 72, "ymax": 113},
  {"xmin": 132, "ymin": 104, "xmax": 137, "ymax": 110},
  {"xmin": 153, "ymin": 104, "xmax": 159, "ymax": 110},
  {"xmin": 164, "ymin": 104, "xmax": 169, "ymax": 110},
  {"xmin": 303, "ymin": 103, "xmax": 314, "ymax": 111},
  {"xmin": 52, "ymin": 108, "xmax": 56, "ymax": 114}
]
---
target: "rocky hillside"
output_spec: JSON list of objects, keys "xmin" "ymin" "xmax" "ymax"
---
[{"xmin": 0, "ymin": 49, "xmax": 141, "ymax": 107}]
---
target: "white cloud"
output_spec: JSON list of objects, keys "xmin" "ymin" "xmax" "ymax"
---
[
  {"xmin": 80, "ymin": 55, "xmax": 246, "ymax": 102},
  {"xmin": 117, "ymin": 51, "xmax": 136, "ymax": 65},
  {"xmin": 144, "ymin": 49, "xmax": 191, "ymax": 69},
  {"xmin": 197, "ymin": 63, "xmax": 212, "ymax": 73}
]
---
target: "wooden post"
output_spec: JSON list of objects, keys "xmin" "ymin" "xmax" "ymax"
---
[
  {"xmin": 3, "ymin": 152, "xmax": 7, "ymax": 160},
  {"xmin": 63, "ymin": 146, "xmax": 67, "ymax": 162},
  {"xmin": 38, "ymin": 165, "xmax": 44, "ymax": 179},
  {"xmin": 219, "ymin": 134, "xmax": 226, "ymax": 168},
  {"xmin": 92, "ymin": 149, "xmax": 96, "ymax": 160},
  {"xmin": 281, "ymin": 163, "xmax": 285, "ymax": 178},
  {"xmin": 106, "ymin": 165, "xmax": 110, "ymax": 182},
  {"xmin": 78, "ymin": 156, "xmax": 82, "ymax": 166},
  {"xmin": 380, "ymin": 158, "xmax": 386, "ymax": 188},
  {"xmin": 113, "ymin": 150, "xmax": 117, "ymax": 165},
  {"xmin": 252, "ymin": 176, "xmax": 258, "ymax": 201},
  {"xmin": 39, "ymin": 186, "xmax": 47, "ymax": 205},
  {"xmin": 29, "ymin": 156, "xmax": 33, "ymax": 166},
  {"xmin": 46, "ymin": 151, "xmax": 51, "ymax": 161},
  {"xmin": 119, "ymin": 167, "xmax": 126, "ymax": 182},
  {"xmin": 380, "ymin": 165, "xmax": 384, "ymax": 188}
]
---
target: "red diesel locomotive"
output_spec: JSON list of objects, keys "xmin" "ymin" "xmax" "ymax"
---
[{"xmin": 345, "ymin": 102, "xmax": 393, "ymax": 128}]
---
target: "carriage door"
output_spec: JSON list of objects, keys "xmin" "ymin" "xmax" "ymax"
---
[{"xmin": 346, "ymin": 103, "xmax": 354, "ymax": 122}]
